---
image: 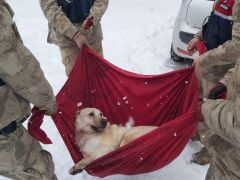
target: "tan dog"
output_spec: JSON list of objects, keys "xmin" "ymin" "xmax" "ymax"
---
[{"xmin": 69, "ymin": 107, "xmax": 157, "ymax": 175}]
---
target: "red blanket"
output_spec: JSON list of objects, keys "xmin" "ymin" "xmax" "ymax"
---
[{"xmin": 28, "ymin": 47, "xmax": 198, "ymax": 177}]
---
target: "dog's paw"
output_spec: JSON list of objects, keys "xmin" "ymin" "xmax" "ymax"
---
[{"xmin": 69, "ymin": 166, "xmax": 83, "ymax": 175}]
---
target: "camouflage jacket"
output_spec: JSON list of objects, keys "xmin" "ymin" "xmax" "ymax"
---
[
  {"xmin": 40, "ymin": 0, "xmax": 109, "ymax": 47},
  {"xmin": 201, "ymin": 1, "xmax": 240, "ymax": 179},
  {"xmin": 0, "ymin": 0, "xmax": 56, "ymax": 129},
  {"xmin": 199, "ymin": 0, "xmax": 240, "ymax": 83},
  {"xmin": 202, "ymin": 57, "xmax": 240, "ymax": 179}
]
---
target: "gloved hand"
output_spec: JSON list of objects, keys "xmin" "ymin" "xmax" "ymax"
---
[
  {"xmin": 73, "ymin": 33, "xmax": 89, "ymax": 48},
  {"xmin": 44, "ymin": 103, "xmax": 58, "ymax": 116},
  {"xmin": 208, "ymin": 82, "xmax": 227, "ymax": 100}
]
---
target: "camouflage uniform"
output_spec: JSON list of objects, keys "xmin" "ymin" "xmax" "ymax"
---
[
  {"xmin": 0, "ymin": 1, "xmax": 57, "ymax": 179},
  {"xmin": 197, "ymin": 0, "xmax": 240, "ymax": 152},
  {"xmin": 202, "ymin": 60, "xmax": 240, "ymax": 180},
  {"xmin": 200, "ymin": 1, "xmax": 240, "ymax": 179},
  {"xmin": 40, "ymin": 0, "xmax": 109, "ymax": 76},
  {"xmin": 191, "ymin": 0, "xmax": 239, "ymax": 166}
]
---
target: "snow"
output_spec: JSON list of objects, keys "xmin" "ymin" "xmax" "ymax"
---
[
  {"xmin": 4, "ymin": 0, "xmax": 208, "ymax": 179},
  {"xmin": 125, "ymin": 117, "xmax": 135, "ymax": 128}
]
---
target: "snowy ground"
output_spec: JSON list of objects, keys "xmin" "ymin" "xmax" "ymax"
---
[{"xmin": 4, "ymin": 0, "xmax": 208, "ymax": 179}]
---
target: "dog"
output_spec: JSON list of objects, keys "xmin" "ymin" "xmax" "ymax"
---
[{"xmin": 69, "ymin": 107, "xmax": 158, "ymax": 175}]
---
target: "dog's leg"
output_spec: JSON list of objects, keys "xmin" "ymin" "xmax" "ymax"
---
[
  {"xmin": 69, "ymin": 166, "xmax": 83, "ymax": 175},
  {"xmin": 120, "ymin": 137, "xmax": 129, "ymax": 147},
  {"xmin": 69, "ymin": 157, "xmax": 94, "ymax": 175},
  {"xmin": 120, "ymin": 133, "xmax": 137, "ymax": 147}
]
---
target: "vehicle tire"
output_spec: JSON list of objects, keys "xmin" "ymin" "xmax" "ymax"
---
[{"xmin": 170, "ymin": 45, "xmax": 184, "ymax": 62}]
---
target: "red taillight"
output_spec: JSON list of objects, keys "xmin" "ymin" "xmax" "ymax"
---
[{"xmin": 177, "ymin": 47, "xmax": 192, "ymax": 56}]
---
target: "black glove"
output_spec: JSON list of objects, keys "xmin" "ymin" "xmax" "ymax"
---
[{"xmin": 208, "ymin": 82, "xmax": 227, "ymax": 100}]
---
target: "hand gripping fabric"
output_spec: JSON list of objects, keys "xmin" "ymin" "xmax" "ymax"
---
[{"xmin": 28, "ymin": 46, "xmax": 198, "ymax": 177}]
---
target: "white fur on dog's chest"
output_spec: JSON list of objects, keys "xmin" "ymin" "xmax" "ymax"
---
[
  {"xmin": 82, "ymin": 133, "xmax": 118, "ymax": 158},
  {"xmin": 83, "ymin": 136, "xmax": 102, "ymax": 154}
]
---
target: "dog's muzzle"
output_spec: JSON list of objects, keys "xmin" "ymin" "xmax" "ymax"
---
[
  {"xmin": 91, "ymin": 119, "xmax": 107, "ymax": 132},
  {"xmin": 100, "ymin": 119, "xmax": 107, "ymax": 128}
]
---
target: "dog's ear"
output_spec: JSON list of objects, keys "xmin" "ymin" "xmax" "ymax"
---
[{"xmin": 76, "ymin": 110, "xmax": 81, "ymax": 117}]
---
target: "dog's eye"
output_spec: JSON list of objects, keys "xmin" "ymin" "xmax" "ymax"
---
[
  {"xmin": 100, "ymin": 113, "xmax": 103, "ymax": 117},
  {"xmin": 88, "ymin": 112, "xmax": 94, "ymax": 117}
]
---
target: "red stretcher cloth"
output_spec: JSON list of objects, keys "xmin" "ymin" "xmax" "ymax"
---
[
  {"xmin": 28, "ymin": 46, "xmax": 198, "ymax": 177},
  {"xmin": 197, "ymin": 41, "xmax": 208, "ymax": 55}
]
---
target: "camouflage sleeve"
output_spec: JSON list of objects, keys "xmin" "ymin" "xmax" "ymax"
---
[
  {"xmin": 199, "ymin": 0, "xmax": 240, "ymax": 68},
  {"xmin": 39, "ymin": 0, "xmax": 80, "ymax": 40},
  {"xmin": 219, "ymin": 68, "xmax": 234, "ymax": 86},
  {"xmin": 202, "ymin": 99, "xmax": 240, "ymax": 148},
  {"xmin": 89, "ymin": 0, "xmax": 109, "ymax": 25},
  {"xmin": 0, "ymin": 15, "xmax": 57, "ymax": 114}
]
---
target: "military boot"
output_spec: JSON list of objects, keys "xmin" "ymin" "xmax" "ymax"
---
[{"xmin": 192, "ymin": 147, "xmax": 210, "ymax": 165}]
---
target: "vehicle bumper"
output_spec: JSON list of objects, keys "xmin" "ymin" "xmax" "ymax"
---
[{"xmin": 172, "ymin": 19, "xmax": 200, "ymax": 60}]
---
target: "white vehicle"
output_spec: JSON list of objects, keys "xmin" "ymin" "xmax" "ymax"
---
[{"xmin": 171, "ymin": 0, "xmax": 214, "ymax": 61}]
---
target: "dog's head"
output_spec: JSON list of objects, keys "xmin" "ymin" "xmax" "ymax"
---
[{"xmin": 75, "ymin": 107, "xmax": 108, "ymax": 134}]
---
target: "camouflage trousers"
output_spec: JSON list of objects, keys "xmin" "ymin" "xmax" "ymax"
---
[
  {"xmin": 59, "ymin": 40, "xmax": 103, "ymax": 76},
  {"xmin": 0, "ymin": 123, "xmax": 57, "ymax": 180},
  {"xmin": 205, "ymin": 136, "xmax": 240, "ymax": 180},
  {"xmin": 205, "ymin": 160, "xmax": 240, "ymax": 180}
]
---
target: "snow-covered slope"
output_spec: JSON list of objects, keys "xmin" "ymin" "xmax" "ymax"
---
[{"xmin": 4, "ymin": 0, "xmax": 208, "ymax": 179}]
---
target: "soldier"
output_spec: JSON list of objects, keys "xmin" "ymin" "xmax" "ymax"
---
[
  {"xmin": 0, "ymin": 1, "xmax": 58, "ymax": 179},
  {"xmin": 187, "ymin": 0, "xmax": 237, "ymax": 165},
  {"xmin": 198, "ymin": 1, "xmax": 240, "ymax": 178},
  {"xmin": 40, "ymin": 0, "xmax": 109, "ymax": 76},
  {"xmin": 201, "ymin": 50, "xmax": 240, "ymax": 179}
]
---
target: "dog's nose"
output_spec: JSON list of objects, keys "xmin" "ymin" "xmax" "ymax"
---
[{"xmin": 100, "ymin": 119, "xmax": 107, "ymax": 128}]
